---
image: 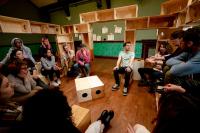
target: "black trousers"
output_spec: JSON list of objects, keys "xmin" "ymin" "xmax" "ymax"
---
[
  {"xmin": 42, "ymin": 68, "xmax": 60, "ymax": 81},
  {"xmin": 113, "ymin": 67, "xmax": 132, "ymax": 88},
  {"xmin": 138, "ymin": 68, "xmax": 163, "ymax": 81}
]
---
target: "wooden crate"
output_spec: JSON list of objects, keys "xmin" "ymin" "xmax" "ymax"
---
[
  {"xmin": 72, "ymin": 105, "xmax": 91, "ymax": 132},
  {"xmin": 0, "ymin": 15, "xmax": 31, "ymax": 33},
  {"xmin": 185, "ymin": 1, "xmax": 200, "ymax": 23},
  {"xmin": 160, "ymin": 0, "xmax": 189, "ymax": 15},
  {"xmin": 48, "ymin": 24, "xmax": 61, "ymax": 34},
  {"xmin": 61, "ymin": 25, "xmax": 73, "ymax": 34},
  {"xmin": 114, "ymin": 5, "xmax": 138, "ymax": 20},
  {"xmin": 149, "ymin": 15, "xmax": 177, "ymax": 29},
  {"xmin": 30, "ymin": 21, "xmax": 49, "ymax": 34},
  {"xmin": 56, "ymin": 34, "xmax": 73, "ymax": 43},
  {"xmin": 80, "ymin": 11, "xmax": 97, "ymax": 23},
  {"xmin": 96, "ymin": 9, "xmax": 114, "ymax": 22},
  {"xmin": 126, "ymin": 17, "xmax": 149, "ymax": 30},
  {"xmin": 73, "ymin": 23, "xmax": 91, "ymax": 33}
]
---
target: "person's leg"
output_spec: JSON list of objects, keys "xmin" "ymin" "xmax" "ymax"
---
[
  {"xmin": 74, "ymin": 63, "xmax": 82, "ymax": 78},
  {"xmin": 54, "ymin": 70, "xmax": 61, "ymax": 85},
  {"xmin": 48, "ymin": 69, "xmax": 59, "ymax": 87},
  {"xmin": 124, "ymin": 70, "xmax": 132, "ymax": 88},
  {"xmin": 113, "ymin": 67, "xmax": 126, "ymax": 88},
  {"xmin": 84, "ymin": 63, "xmax": 90, "ymax": 76},
  {"xmin": 34, "ymin": 78, "xmax": 49, "ymax": 89}
]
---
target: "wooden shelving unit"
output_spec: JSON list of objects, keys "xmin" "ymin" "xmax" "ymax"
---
[
  {"xmin": 96, "ymin": 9, "xmax": 114, "ymax": 22},
  {"xmin": 149, "ymin": 15, "xmax": 177, "ymax": 29},
  {"xmin": 0, "ymin": 15, "xmax": 31, "ymax": 33},
  {"xmin": 126, "ymin": 17, "xmax": 149, "ymax": 30},
  {"xmin": 73, "ymin": 23, "xmax": 91, "ymax": 33},
  {"xmin": 80, "ymin": 12, "xmax": 97, "ymax": 23},
  {"xmin": 81, "ymin": 33, "xmax": 93, "ymax": 49},
  {"xmin": 114, "ymin": 5, "xmax": 138, "ymax": 20},
  {"xmin": 160, "ymin": 0, "xmax": 189, "ymax": 15},
  {"xmin": 30, "ymin": 21, "xmax": 49, "ymax": 34}
]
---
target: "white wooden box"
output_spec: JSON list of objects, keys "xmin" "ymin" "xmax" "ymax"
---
[{"xmin": 75, "ymin": 75, "xmax": 104, "ymax": 102}]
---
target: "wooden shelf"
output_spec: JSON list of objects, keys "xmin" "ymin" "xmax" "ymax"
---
[
  {"xmin": 160, "ymin": 0, "xmax": 189, "ymax": 15},
  {"xmin": 80, "ymin": 12, "xmax": 96, "ymax": 23},
  {"xmin": 157, "ymin": 28, "xmax": 181, "ymax": 40},
  {"xmin": 114, "ymin": 5, "xmax": 138, "ymax": 20},
  {"xmin": 126, "ymin": 17, "xmax": 149, "ymax": 30},
  {"xmin": 185, "ymin": 1, "xmax": 200, "ymax": 23},
  {"xmin": 0, "ymin": 15, "xmax": 31, "ymax": 33},
  {"xmin": 96, "ymin": 9, "xmax": 114, "ymax": 22},
  {"xmin": 149, "ymin": 15, "xmax": 177, "ymax": 29},
  {"xmin": 48, "ymin": 24, "xmax": 61, "ymax": 34},
  {"xmin": 56, "ymin": 34, "xmax": 73, "ymax": 43},
  {"xmin": 73, "ymin": 23, "xmax": 91, "ymax": 33},
  {"xmin": 125, "ymin": 30, "xmax": 136, "ymax": 45},
  {"xmin": 61, "ymin": 25, "xmax": 73, "ymax": 34},
  {"xmin": 30, "ymin": 21, "xmax": 49, "ymax": 34}
]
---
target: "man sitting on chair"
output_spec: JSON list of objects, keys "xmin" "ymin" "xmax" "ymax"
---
[{"xmin": 112, "ymin": 42, "xmax": 135, "ymax": 96}]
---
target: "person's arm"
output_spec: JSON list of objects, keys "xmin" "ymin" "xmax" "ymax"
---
[
  {"xmin": 76, "ymin": 51, "xmax": 84, "ymax": 65},
  {"xmin": 166, "ymin": 52, "xmax": 188, "ymax": 66},
  {"xmin": 83, "ymin": 48, "xmax": 90, "ymax": 63},
  {"xmin": 8, "ymin": 75, "xmax": 31, "ymax": 94},
  {"xmin": 113, "ymin": 52, "xmax": 122, "ymax": 70},
  {"xmin": 41, "ymin": 58, "xmax": 51, "ymax": 70},
  {"xmin": 11, "ymin": 89, "xmax": 39, "ymax": 104},
  {"xmin": 169, "ymin": 53, "xmax": 200, "ymax": 76},
  {"xmin": 26, "ymin": 46, "xmax": 35, "ymax": 64},
  {"xmin": 69, "ymin": 50, "xmax": 75, "ymax": 61},
  {"xmin": 129, "ymin": 52, "xmax": 135, "ymax": 68}
]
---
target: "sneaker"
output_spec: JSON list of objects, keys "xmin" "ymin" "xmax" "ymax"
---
[
  {"xmin": 112, "ymin": 84, "xmax": 119, "ymax": 91},
  {"xmin": 104, "ymin": 110, "xmax": 114, "ymax": 128},
  {"xmin": 76, "ymin": 73, "xmax": 82, "ymax": 79},
  {"xmin": 50, "ymin": 81, "xmax": 59, "ymax": 87},
  {"xmin": 123, "ymin": 87, "xmax": 128, "ymax": 96},
  {"xmin": 57, "ymin": 79, "xmax": 61, "ymax": 85}
]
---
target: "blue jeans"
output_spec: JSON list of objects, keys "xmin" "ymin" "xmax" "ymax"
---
[{"xmin": 74, "ymin": 63, "xmax": 90, "ymax": 76}]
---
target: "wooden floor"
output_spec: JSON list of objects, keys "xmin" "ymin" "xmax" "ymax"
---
[{"xmin": 60, "ymin": 58, "xmax": 157, "ymax": 133}]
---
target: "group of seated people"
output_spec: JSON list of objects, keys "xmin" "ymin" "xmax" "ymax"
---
[
  {"xmin": 1, "ymin": 27, "xmax": 200, "ymax": 132},
  {"xmin": 0, "ymin": 36, "xmax": 91, "ymax": 100},
  {"xmin": 128, "ymin": 27, "xmax": 200, "ymax": 132}
]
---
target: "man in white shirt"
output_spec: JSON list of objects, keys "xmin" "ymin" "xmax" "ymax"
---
[{"xmin": 112, "ymin": 42, "xmax": 135, "ymax": 96}]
